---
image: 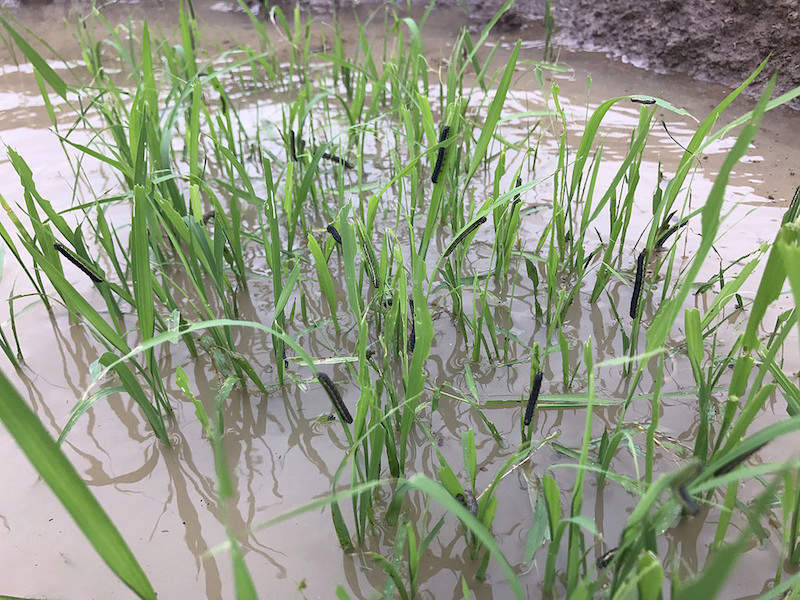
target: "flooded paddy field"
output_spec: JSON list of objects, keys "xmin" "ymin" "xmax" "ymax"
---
[{"xmin": 0, "ymin": 2, "xmax": 799, "ymax": 599}]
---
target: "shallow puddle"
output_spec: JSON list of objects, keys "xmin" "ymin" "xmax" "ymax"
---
[{"xmin": 0, "ymin": 2, "xmax": 798, "ymax": 599}]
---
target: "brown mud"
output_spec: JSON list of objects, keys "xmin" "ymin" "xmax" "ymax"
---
[
  {"xmin": 448, "ymin": 0, "xmax": 800, "ymax": 106},
  {"xmin": 6, "ymin": 0, "xmax": 800, "ymax": 103},
  {"xmin": 304, "ymin": 0, "xmax": 800, "ymax": 107}
]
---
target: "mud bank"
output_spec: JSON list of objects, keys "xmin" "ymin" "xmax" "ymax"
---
[
  {"xmin": 297, "ymin": 0, "xmax": 800, "ymax": 105},
  {"xmin": 11, "ymin": 0, "xmax": 799, "ymax": 101},
  {"xmin": 428, "ymin": 0, "xmax": 800, "ymax": 104}
]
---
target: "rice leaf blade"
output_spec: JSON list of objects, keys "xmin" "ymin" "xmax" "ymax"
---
[{"xmin": 0, "ymin": 370, "xmax": 156, "ymax": 599}]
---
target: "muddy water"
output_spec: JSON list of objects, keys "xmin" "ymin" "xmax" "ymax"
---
[{"xmin": 0, "ymin": 2, "xmax": 799, "ymax": 599}]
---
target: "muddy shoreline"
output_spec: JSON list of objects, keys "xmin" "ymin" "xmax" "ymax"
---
[
  {"xmin": 297, "ymin": 0, "xmax": 800, "ymax": 106},
  {"xmin": 459, "ymin": 0, "xmax": 798, "ymax": 105},
  {"xmin": 542, "ymin": 0, "xmax": 800, "ymax": 106},
  {"xmin": 8, "ymin": 0, "xmax": 798, "ymax": 103}
]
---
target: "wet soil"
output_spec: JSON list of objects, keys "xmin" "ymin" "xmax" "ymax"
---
[
  {"xmin": 294, "ymin": 0, "xmax": 800, "ymax": 106},
  {"xmin": 7, "ymin": 0, "xmax": 800, "ymax": 103},
  {"xmin": 449, "ymin": 0, "xmax": 800, "ymax": 106},
  {"xmin": 0, "ymin": 2, "xmax": 799, "ymax": 599},
  {"xmin": 546, "ymin": 0, "xmax": 800, "ymax": 105}
]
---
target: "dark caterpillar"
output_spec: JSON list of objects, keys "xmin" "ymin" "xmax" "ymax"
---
[
  {"xmin": 655, "ymin": 219, "xmax": 689, "ymax": 249},
  {"xmin": 713, "ymin": 441, "xmax": 769, "ymax": 476},
  {"xmin": 362, "ymin": 250, "xmax": 380, "ymax": 288},
  {"xmin": 53, "ymin": 243, "xmax": 103, "ymax": 284},
  {"xmin": 596, "ymin": 547, "xmax": 618, "ymax": 569},
  {"xmin": 321, "ymin": 152, "xmax": 355, "ymax": 169},
  {"xmin": 631, "ymin": 97, "xmax": 656, "ymax": 105},
  {"xmin": 512, "ymin": 176, "xmax": 523, "ymax": 209},
  {"xmin": 326, "ymin": 224, "xmax": 342, "ymax": 245},
  {"xmin": 582, "ymin": 247, "xmax": 600, "ymax": 270},
  {"xmin": 289, "ymin": 129, "xmax": 297, "ymax": 162},
  {"xmin": 408, "ymin": 299, "xmax": 416, "ymax": 353},
  {"xmin": 431, "ymin": 125, "xmax": 450, "ymax": 184},
  {"xmin": 317, "ymin": 372, "xmax": 353, "ymax": 424},
  {"xmin": 677, "ymin": 484, "xmax": 700, "ymax": 516},
  {"xmin": 442, "ymin": 216, "xmax": 487, "ymax": 259},
  {"xmin": 629, "ymin": 250, "xmax": 646, "ymax": 319},
  {"xmin": 455, "ymin": 491, "xmax": 479, "ymax": 517},
  {"xmin": 524, "ymin": 371, "xmax": 543, "ymax": 426},
  {"xmin": 356, "ymin": 223, "xmax": 380, "ymax": 289}
]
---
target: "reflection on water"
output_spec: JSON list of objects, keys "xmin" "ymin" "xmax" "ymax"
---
[{"xmin": 0, "ymin": 1, "xmax": 798, "ymax": 598}]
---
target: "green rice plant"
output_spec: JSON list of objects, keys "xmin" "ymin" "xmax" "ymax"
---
[
  {"xmin": 685, "ymin": 308, "xmax": 712, "ymax": 461},
  {"xmin": 206, "ymin": 472, "xmax": 526, "ymax": 599},
  {"xmin": 0, "ymin": 246, "xmax": 26, "ymax": 369},
  {"xmin": 543, "ymin": 0, "xmax": 556, "ymax": 62},
  {"xmin": 176, "ymin": 371, "xmax": 257, "ymax": 599},
  {"xmin": 0, "ymin": 156, "xmax": 173, "ymax": 441},
  {"xmin": 0, "ymin": 370, "xmax": 155, "ymax": 598},
  {"xmin": 604, "ymin": 415, "xmax": 800, "ymax": 598},
  {"xmin": 645, "ymin": 72, "xmax": 772, "ymax": 353},
  {"xmin": 782, "ymin": 468, "xmax": 800, "ymax": 567},
  {"xmin": 371, "ymin": 514, "xmax": 445, "ymax": 600},
  {"xmin": 564, "ymin": 341, "xmax": 597, "ymax": 593},
  {"xmin": 597, "ymin": 67, "xmax": 777, "ymax": 456},
  {"xmin": 0, "ymin": 6, "xmax": 297, "ymax": 416},
  {"xmin": 540, "ymin": 340, "xmax": 601, "ymax": 595},
  {"xmin": 6, "ymin": 2, "xmax": 800, "ymax": 598}
]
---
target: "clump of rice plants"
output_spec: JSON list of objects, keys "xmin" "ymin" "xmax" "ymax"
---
[{"xmin": 1, "ymin": 1, "xmax": 800, "ymax": 598}]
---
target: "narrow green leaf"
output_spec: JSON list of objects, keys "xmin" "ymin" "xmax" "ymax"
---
[
  {"xmin": 637, "ymin": 551, "xmax": 664, "ymax": 600},
  {"xmin": 0, "ymin": 370, "xmax": 155, "ymax": 598},
  {"xmin": 403, "ymin": 474, "xmax": 525, "ymax": 600},
  {"xmin": 465, "ymin": 40, "xmax": 520, "ymax": 186},
  {"xmin": 542, "ymin": 474, "xmax": 562, "ymax": 540},
  {"xmin": 0, "ymin": 14, "xmax": 67, "ymax": 98},
  {"xmin": 647, "ymin": 74, "xmax": 776, "ymax": 354}
]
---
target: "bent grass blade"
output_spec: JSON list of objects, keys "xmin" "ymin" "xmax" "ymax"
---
[{"xmin": 0, "ymin": 370, "xmax": 156, "ymax": 599}]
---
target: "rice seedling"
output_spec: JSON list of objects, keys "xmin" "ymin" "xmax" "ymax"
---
[
  {"xmin": 370, "ymin": 513, "xmax": 445, "ymax": 600},
  {"xmin": 0, "ymin": 370, "xmax": 155, "ymax": 598},
  {"xmin": 2, "ymin": 2, "xmax": 800, "ymax": 598}
]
